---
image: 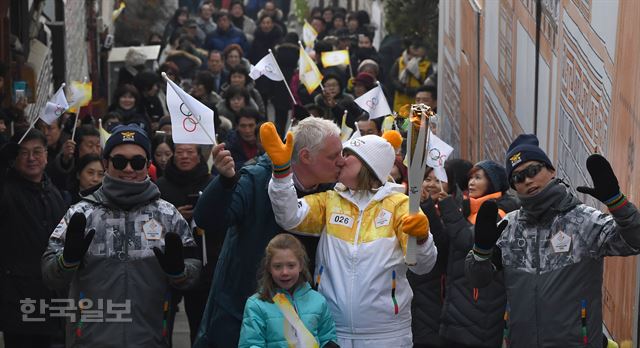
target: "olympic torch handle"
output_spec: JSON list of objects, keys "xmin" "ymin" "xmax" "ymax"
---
[{"xmin": 405, "ymin": 110, "xmax": 426, "ymax": 266}]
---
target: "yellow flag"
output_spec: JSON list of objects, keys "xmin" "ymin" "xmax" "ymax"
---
[
  {"xmin": 99, "ymin": 126, "xmax": 111, "ymax": 148},
  {"xmin": 68, "ymin": 81, "xmax": 92, "ymax": 112},
  {"xmin": 321, "ymin": 50, "xmax": 350, "ymax": 67},
  {"xmin": 302, "ymin": 21, "xmax": 318, "ymax": 48},
  {"xmin": 340, "ymin": 112, "xmax": 353, "ymax": 141},
  {"xmin": 299, "ymin": 47, "xmax": 323, "ymax": 94},
  {"xmin": 112, "ymin": 1, "xmax": 126, "ymax": 22}
]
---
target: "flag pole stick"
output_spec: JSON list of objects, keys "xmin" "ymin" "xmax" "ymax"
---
[
  {"xmin": 346, "ymin": 46, "xmax": 354, "ymax": 80},
  {"xmin": 18, "ymin": 120, "xmax": 37, "ymax": 144},
  {"xmin": 161, "ymin": 72, "xmax": 217, "ymax": 146},
  {"xmin": 268, "ymin": 49, "xmax": 297, "ymax": 105},
  {"xmin": 71, "ymin": 108, "xmax": 81, "ymax": 141}
]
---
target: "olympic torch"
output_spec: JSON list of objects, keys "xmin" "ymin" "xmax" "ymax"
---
[{"xmin": 404, "ymin": 103, "xmax": 434, "ymax": 265}]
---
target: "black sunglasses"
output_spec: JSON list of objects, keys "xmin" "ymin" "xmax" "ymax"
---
[
  {"xmin": 110, "ymin": 155, "xmax": 148, "ymax": 171},
  {"xmin": 511, "ymin": 163, "xmax": 546, "ymax": 184}
]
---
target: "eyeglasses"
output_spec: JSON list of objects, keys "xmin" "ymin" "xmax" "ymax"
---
[
  {"xmin": 17, "ymin": 147, "xmax": 47, "ymax": 159},
  {"xmin": 511, "ymin": 163, "xmax": 546, "ymax": 184},
  {"xmin": 110, "ymin": 155, "xmax": 147, "ymax": 170}
]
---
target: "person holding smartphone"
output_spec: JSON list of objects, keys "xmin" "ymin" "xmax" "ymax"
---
[{"xmin": 156, "ymin": 143, "xmax": 212, "ymax": 344}]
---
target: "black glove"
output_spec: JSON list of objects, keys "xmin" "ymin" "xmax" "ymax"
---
[
  {"xmin": 0, "ymin": 142, "xmax": 19, "ymax": 169},
  {"xmin": 473, "ymin": 201, "xmax": 507, "ymax": 258},
  {"xmin": 153, "ymin": 233, "xmax": 185, "ymax": 276},
  {"xmin": 421, "ymin": 197, "xmax": 443, "ymax": 236},
  {"xmin": 63, "ymin": 213, "xmax": 95, "ymax": 264},
  {"xmin": 576, "ymin": 154, "xmax": 620, "ymax": 203}
]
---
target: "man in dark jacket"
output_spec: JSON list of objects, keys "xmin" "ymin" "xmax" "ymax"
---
[
  {"xmin": 192, "ymin": 117, "xmax": 344, "ymax": 348},
  {"xmin": 0, "ymin": 129, "xmax": 67, "ymax": 347},
  {"xmin": 466, "ymin": 134, "xmax": 640, "ymax": 347},
  {"xmin": 157, "ymin": 143, "xmax": 213, "ymax": 344}
]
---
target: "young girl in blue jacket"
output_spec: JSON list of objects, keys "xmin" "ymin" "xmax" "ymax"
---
[{"xmin": 239, "ymin": 233, "xmax": 338, "ymax": 348}]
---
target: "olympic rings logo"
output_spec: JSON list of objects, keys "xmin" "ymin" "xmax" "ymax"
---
[
  {"xmin": 180, "ymin": 103, "xmax": 201, "ymax": 132},
  {"xmin": 428, "ymin": 148, "xmax": 447, "ymax": 167}
]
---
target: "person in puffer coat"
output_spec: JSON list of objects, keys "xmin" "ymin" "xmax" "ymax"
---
[
  {"xmin": 466, "ymin": 134, "xmax": 640, "ymax": 347},
  {"xmin": 239, "ymin": 234, "xmax": 337, "ymax": 348},
  {"xmin": 407, "ymin": 165, "xmax": 458, "ymax": 348},
  {"xmin": 41, "ymin": 125, "xmax": 202, "ymax": 348},
  {"xmin": 439, "ymin": 160, "xmax": 519, "ymax": 347}
]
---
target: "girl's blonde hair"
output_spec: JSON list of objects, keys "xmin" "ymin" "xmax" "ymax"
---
[
  {"xmin": 342, "ymin": 148, "xmax": 383, "ymax": 191},
  {"xmin": 257, "ymin": 234, "xmax": 312, "ymax": 302}
]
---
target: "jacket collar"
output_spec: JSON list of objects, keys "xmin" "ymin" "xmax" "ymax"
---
[{"xmin": 335, "ymin": 181, "xmax": 405, "ymax": 210}]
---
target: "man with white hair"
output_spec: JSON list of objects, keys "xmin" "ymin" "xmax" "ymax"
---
[{"xmin": 193, "ymin": 117, "xmax": 345, "ymax": 348}]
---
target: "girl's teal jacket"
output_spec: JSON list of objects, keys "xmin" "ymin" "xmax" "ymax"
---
[{"xmin": 239, "ymin": 282, "xmax": 337, "ymax": 347}]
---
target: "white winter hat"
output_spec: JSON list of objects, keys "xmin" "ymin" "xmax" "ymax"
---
[{"xmin": 343, "ymin": 135, "xmax": 395, "ymax": 184}]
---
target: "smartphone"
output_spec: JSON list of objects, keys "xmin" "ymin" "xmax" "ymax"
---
[
  {"xmin": 186, "ymin": 193, "xmax": 200, "ymax": 207},
  {"xmin": 13, "ymin": 81, "xmax": 26, "ymax": 103}
]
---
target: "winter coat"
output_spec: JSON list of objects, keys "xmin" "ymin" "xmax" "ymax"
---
[
  {"xmin": 439, "ymin": 192, "xmax": 514, "ymax": 347},
  {"xmin": 204, "ymin": 26, "xmax": 249, "ymax": 54},
  {"xmin": 466, "ymin": 182, "xmax": 640, "ymax": 347},
  {"xmin": 107, "ymin": 105, "xmax": 152, "ymax": 134},
  {"xmin": 225, "ymin": 129, "xmax": 261, "ymax": 171},
  {"xmin": 269, "ymin": 177, "xmax": 438, "ymax": 340},
  {"xmin": 407, "ymin": 198, "xmax": 451, "ymax": 347},
  {"xmin": 239, "ymin": 282, "xmax": 337, "ymax": 348},
  {"xmin": 192, "ymin": 155, "xmax": 333, "ymax": 348},
  {"xmin": 216, "ymin": 98, "xmax": 261, "ymax": 126},
  {"xmin": 249, "ymin": 26, "xmax": 284, "ymax": 64},
  {"xmin": 0, "ymin": 169, "xmax": 67, "ymax": 334},
  {"xmin": 156, "ymin": 160, "xmax": 216, "ymax": 281},
  {"xmin": 41, "ymin": 184, "xmax": 202, "ymax": 348},
  {"xmin": 231, "ymin": 15, "xmax": 257, "ymax": 44}
]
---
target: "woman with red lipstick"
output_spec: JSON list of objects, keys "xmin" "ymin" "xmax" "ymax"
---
[{"xmin": 437, "ymin": 160, "xmax": 518, "ymax": 348}]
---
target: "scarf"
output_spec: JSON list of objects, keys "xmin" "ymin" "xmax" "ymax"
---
[
  {"xmin": 98, "ymin": 174, "xmax": 160, "ymax": 210},
  {"xmin": 398, "ymin": 50, "xmax": 421, "ymax": 84},
  {"xmin": 467, "ymin": 191, "xmax": 505, "ymax": 224},
  {"xmin": 272, "ymin": 292, "xmax": 319, "ymax": 348},
  {"xmin": 164, "ymin": 159, "xmax": 209, "ymax": 187},
  {"xmin": 518, "ymin": 178, "xmax": 580, "ymax": 223}
]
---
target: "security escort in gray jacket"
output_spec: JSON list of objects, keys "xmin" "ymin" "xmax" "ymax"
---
[
  {"xmin": 465, "ymin": 134, "xmax": 640, "ymax": 348},
  {"xmin": 42, "ymin": 125, "xmax": 202, "ymax": 348}
]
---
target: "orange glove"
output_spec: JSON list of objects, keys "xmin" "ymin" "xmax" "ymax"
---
[
  {"xmin": 402, "ymin": 213, "xmax": 429, "ymax": 240},
  {"xmin": 259, "ymin": 122, "xmax": 294, "ymax": 177}
]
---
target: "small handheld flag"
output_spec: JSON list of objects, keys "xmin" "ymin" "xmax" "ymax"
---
[
  {"xmin": 41, "ymin": 84, "xmax": 69, "ymax": 125},
  {"xmin": 354, "ymin": 85, "xmax": 392, "ymax": 119},
  {"xmin": 163, "ymin": 73, "xmax": 216, "ymax": 145},
  {"xmin": 249, "ymin": 53, "xmax": 284, "ymax": 81},
  {"xmin": 320, "ymin": 50, "xmax": 350, "ymax": 67},
  {"xmin": 298, "ymin": 43, "xmax": 323, "ymax": 94}
]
